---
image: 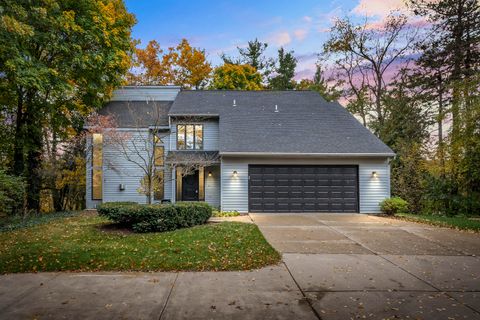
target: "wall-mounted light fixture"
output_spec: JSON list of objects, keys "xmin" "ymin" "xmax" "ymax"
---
[
  {"xmin": 233, "ymin": 170, "xmax": 238, "ymax": 177},
  {"xmin": 208, "ymin": 171, "xmax": 212, "ymax": 177},
  {"xmin": 371, "ymin": 171, "xmax": 378, "ymax": 178},
  {"xmin": 119, "ymin": 184, "xmax": 126, "ymax": 191}
]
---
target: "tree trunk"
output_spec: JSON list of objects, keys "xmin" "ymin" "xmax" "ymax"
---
[
  {"xmin": 146, "ymin": 177, "xmax": 152, "ymax": 204},
  {"xmin": 13, "ymin": 90, "xmax": 25, "ymax": 176},
  {"xmin": 437, "ymin": 73, "xmax": 445, "ymax": 177},
  {"xmin": 24, "ymin": 100, "xmax": 43, "ymax": 213}
]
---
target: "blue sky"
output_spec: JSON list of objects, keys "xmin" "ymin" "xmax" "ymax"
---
[{"xmin": 125, "ymin": 0, "xmax": 404, "ymax": 79}]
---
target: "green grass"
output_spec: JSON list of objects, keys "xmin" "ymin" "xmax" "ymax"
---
[
  {"xmin": 0, "ymin": 212, "xmax": 280, "ymax": 274},
  {"xmin": 396, "ymin": 213, "xmax": 480, "ymax": 232}
]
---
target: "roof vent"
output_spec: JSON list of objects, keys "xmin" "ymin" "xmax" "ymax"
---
[
  {"xmin": 274, "ymin": 105, "xmax": 279, "ymax": 113},
  {"xmin": 233, "ymin": 99, "xmax": 236, "ymax": 107}
]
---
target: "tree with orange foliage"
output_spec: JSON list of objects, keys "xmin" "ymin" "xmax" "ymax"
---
[{"xmin": 130, "ymin": 39, "xmax": 212, "ymax": 89}]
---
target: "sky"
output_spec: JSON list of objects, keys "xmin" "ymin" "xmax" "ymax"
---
[{"xmin": 124, "ymin": 0, "xmax": 408, "ymax": 80}]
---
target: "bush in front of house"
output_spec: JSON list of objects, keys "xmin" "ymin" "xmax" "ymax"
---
[
  {"xmin": 97, "ymin": 201, "xmax": 213, "ymax": 233},
  {"xmin": 380, "ymin": 197, "xmax": 409, "ymax": 216},
  {"xmin": 0, "ymin": 170, "xmax": 26, "ymax": 216}
]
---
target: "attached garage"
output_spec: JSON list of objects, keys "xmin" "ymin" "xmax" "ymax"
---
[{"xmin": 248, "ymin": 165, "xmax": 359, "ymax": 213}]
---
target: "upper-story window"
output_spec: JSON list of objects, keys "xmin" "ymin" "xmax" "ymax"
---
[{"xmin": 177, "ymin": 124, "xmax": 203, "ymax": 150}]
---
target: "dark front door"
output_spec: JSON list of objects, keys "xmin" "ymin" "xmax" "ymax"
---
[
  {"xmin": 248, "ymin": 165, "xmax": 359, "ymax": 213},
  {"xmin": 182, "ymin": 170, "xmax": 199, "ymax": 201}
]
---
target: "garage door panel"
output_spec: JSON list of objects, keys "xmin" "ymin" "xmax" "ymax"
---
[{"xmin": 249, "ymin": 165, "xmax": 358, "ymax": 213}]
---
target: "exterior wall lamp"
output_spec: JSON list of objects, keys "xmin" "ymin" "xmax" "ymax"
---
[
  {"xmin": 372, "ymin": 171, "xmax": 378, "ymax": 178},
  {"xmin": 233, "ymin": 170, "xmax": 238, "ymax": 177},
  {"xmin": 208, "ymin": 171, "xmax": 212, "ymax": 177}
]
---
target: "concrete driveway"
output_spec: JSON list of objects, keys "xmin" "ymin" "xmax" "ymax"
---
[
  {"xmin": 1, "ymin": 213, "xmax": 479, "ymax": 319},
  {"xmin": 251, "ymin": 213, "xmax": 480, "ymax": 319}
]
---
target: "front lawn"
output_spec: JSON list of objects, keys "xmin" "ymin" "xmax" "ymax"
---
[
  {"xmin": 395, "ymin": 213, "xmax": 480, "ymax": 232},
  {"xmin": 0, "ymin": 212, "xmax": 281, "ymax": 273}
]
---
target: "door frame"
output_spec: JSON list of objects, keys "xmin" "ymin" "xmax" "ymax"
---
[{"xmin": 175, "ymin": 167, "xmax": 205, "ymax": 202}]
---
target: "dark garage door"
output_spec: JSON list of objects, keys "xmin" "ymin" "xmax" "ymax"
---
[{"xmin": 248, "ymin": 165, "xmax": 359, "ymax": 213}]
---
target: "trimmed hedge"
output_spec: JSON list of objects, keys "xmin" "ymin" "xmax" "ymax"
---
[
  {"xmin": 97, "ymin": 201, "xmax": 212, "ymax": 233},
  {"xmin": 380, "ymin": 197, "xmax": 409, "ymax": 216}
]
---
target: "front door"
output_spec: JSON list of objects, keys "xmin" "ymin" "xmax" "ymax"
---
[{"xmin": 182, "ymin": 170, "xmax": 199, "ymax": 201}]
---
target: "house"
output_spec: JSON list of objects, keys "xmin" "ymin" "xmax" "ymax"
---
[{"xmin": 86, "ymin": 86, "xmax": 394, "ymax": 213}]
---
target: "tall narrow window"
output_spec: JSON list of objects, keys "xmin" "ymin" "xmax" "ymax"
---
[
  {"xmin": 195, "ymin": 125, "xmax": 203, "ymax": 150},
  {"xmin": 153, "ymin": 169, "xmax": 164, "ymax": 201},
  {"xmin": 186, "ymin": 125, "xmax": 194, "ymax": 149},
  {"xmin": 154, "ymin": 145, "xmax": 164, "ymax": 166},
  {"xmin": 153, "ymin": 134, "xmax": 165, "ymax": 201},
  {"xmin": 92, "ymin": 133, "xmax": 103, "ymax": 200},
  {"xmin": 177, "ymin": 124, "xmax": 204, "ymax": 150},
  {"xmin": 177, "ymin": 125, "xmax": 185, "ymax": 149}
]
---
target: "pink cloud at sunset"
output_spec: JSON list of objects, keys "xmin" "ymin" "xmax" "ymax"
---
[{"xmin": 353, "ymin": 0, "xmax": 408, "ymax": 17}]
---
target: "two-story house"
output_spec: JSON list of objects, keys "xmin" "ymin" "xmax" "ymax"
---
[{"xmin": 86, "ymin": 86, "xmax": 394, "ymax": 213}]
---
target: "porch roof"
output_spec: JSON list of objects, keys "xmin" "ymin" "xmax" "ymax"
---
[{"xmin": 165, "ymin": 151, "xmax": 220, "ymax": 165}]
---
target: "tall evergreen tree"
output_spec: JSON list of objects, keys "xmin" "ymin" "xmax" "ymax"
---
[
  {"xmin": 409, "ymin": 0, "xmax": 480, "ymax": 214},
  {"xmin": 269, "ymin": 47, "xmax": 297, "ymax": 90},
  {"xmin": 295, "ymin": 64, "xmax": 340, "ymax": 102}
]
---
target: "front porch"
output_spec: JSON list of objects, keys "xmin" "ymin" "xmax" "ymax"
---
[{"xmin": 166, "ymin": 151, "xmax": 220, "ymax": 208}]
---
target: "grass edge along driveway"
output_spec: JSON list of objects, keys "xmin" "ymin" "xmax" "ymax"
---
[
  {"xmin": 0, "ymin": 212, "xmax": 281, "ymax": 273},
  {"xmin": 396, "ymin": 213, "xmax": 480, "ymax": 232}
]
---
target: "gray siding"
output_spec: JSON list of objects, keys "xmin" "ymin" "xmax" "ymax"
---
[
  {"xmin": 220, "ymin": 157, "xmax": 391, "ymax": 214},
  {"xmin": 169, "ymin": 120, "xmax": 219, "ymax": 151},
  {"xmin": 205, "ymin": 166, "xmax": 221, "ymax": 208},
  {"xmin": 111, "ymin": 86, "xmax": 180, "ymax": 101},
  {"xmin": 103, "ymin": 130, "xmax": 150, "ymax": 204},
  {"xmin": 85, "ymin": 129, "xmax": 174, "ymax": 207}
]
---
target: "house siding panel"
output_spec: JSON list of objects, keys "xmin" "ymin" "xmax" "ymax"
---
[
  {"xmin": 111, "ymin": 87, "xmax": 180, "ymax": 101},
  {"xmin": 221, "ymin": 156, "xmax": 390, "ymax": 214},
  {"xmin": 205, "ymin": 166, "xmax": 220, "ymax": 208}
]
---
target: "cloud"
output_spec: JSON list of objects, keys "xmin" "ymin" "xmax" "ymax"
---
[
  {"xmin": 303, "ymin": 16, "xmax": 312, "ymax": 23},
  {"xmin": 352, "ymin": 0, "xmax": 407, "ymax": 18},
  {"xmin": 268, "ymin": 31, "xmax": 291, "ymax": 46},
  {"xmin": 293, "ymin": 28, "xmax": 308, "ymax": 41}
]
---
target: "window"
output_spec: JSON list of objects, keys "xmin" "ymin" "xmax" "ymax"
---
[
  {"xmin": 154, "ymin": 146, "xmax": 164, "ymax": 166},
  {"xmin": 153, "ymin": 169, "xmax": 164, "ymax": 201},
  {"xmin": 177, "ymin": 125, "xmax": 185, "ymax": 149},
  {"xmin": 153, "ymin": 134, "xmax": 165, "ymax": 201},
  {"xmin": 177, "ymin": 124, "xmax": 203, "ymax": 150},
  {"xmin": 92, "ymin": 133, "xmax": 103, "ymax": 200},
  {"xmin": 195, "ymin": 125, "xmax": 203, "ymax": 150}
]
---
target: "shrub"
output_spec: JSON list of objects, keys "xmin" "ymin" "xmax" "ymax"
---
[
  {"xmin": 212, "ymin": 210, "xmax": 240, "ymax": 217},
  {"xmin": 0, "ymin": 170, "xmax": 26, "ymax": 216},
  {"xmin": 380, "ymin": 197, "xmax": 409, "ymax": 216},
  {"xmin": 97, "ymin": 201, "xmax": 213, "ymax": 233}
]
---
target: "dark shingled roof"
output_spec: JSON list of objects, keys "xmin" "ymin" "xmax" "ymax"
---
[
  {"xmin": 170, "ymin": 90, "xmax": 394, "ymax": 155},
  {"xmin": 98, "ymin": 101, "xmax": 172, "ymax": 127}
]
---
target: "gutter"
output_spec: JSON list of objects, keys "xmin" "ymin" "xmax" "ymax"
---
[{"xmin": 219, "ymin": 152, "xmax": 396, "ymax": 158}]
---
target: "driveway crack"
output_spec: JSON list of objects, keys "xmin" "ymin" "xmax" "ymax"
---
[
  {"xmin": 158, "ymin": 272, "xmax": 178, "ymax": 320},
  {"xmin": 282, "ymin": 261, "xmax": 323, "ymax": 320}
]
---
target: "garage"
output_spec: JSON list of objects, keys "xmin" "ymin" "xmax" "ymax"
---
[{"xmin": 248, "ymin": 165, "xmax": 359, "ymax": 213}]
